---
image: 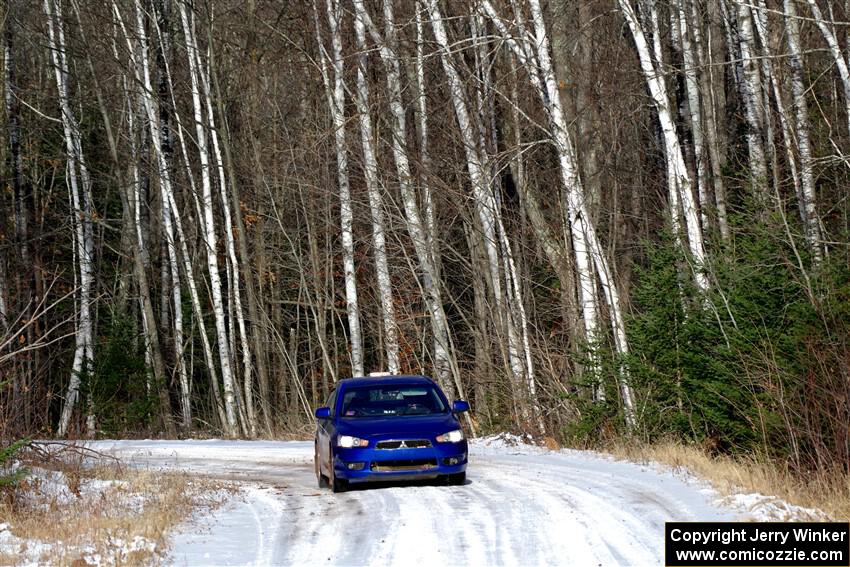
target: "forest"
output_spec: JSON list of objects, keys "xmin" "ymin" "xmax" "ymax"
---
[{"xmin": 1, "ymin": 0, "xmax": 848, "ymax": 476}]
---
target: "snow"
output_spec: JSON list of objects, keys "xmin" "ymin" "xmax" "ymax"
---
[
  {"xmin": 1, "ymin": 436, "xmax": 818, "ymax": 565},
  {"xmin": 66, "ymin": 436, "xmax": 818, "ymax": 566},
  {"xmin": 0, "ymin": 468, "xmax": 160, "ymax": 566},
  {"xmin": 719, "ymin": 492, "xmax": 826, "ymax": 521}
]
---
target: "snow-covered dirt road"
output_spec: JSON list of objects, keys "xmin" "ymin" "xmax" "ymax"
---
[{"xmin": 90, "ymin": 438, "xmax": 744, "ymax": 566}]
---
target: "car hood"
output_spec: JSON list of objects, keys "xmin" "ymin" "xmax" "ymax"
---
[{"xmin": 336, "ymin": 414, "xmax": 460, "ymax": 438}]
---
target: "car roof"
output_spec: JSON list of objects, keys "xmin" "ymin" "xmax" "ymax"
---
[{"xmin": 338, "ymin": 374, "xmax": 437, "ymax": 389}]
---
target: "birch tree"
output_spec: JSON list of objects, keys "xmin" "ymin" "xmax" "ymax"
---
[
  {"xmin": 197, "ymin": 30, "xmax": 256, "ymax": 436},
  {"xmin": 354, "ymin": 0, "xmax": 457, "ymax": 393},
  {"xmin": 784, "ymin": 0, "xmax": 825, "ymax": 264},
  {"xmin": 480, "ymin": 0, "xmax": 636, "ymax": 428},
  {"xmin": 804, "ymin": 0, "xmax": 850, "ymax": 138},
  {"xmin": 676, "ymin": 0, "xmax": 710, "ymax": 232},
  {"xmin": 44, "ymin": 0, "xmax": 96, "ymax": 437},
  {"xmin": 112, "ymin": 0, "xmax": 193, "ymax": 430},
  {"xmin": 426, "ymin": 0, "xmax": 539, "ymax": 428},
  {"xmin": 178, "ymin": 0, "xmax": 239, "ymax": 436},
  {"xmin": 314, "ymin": 0, "xmax": 364, "ymax": 378},
  {"xmin": 616, "ymin": 0, "xmax": 710, "ymax": 293},
  {"xmin": 148, "ymin": 9, "xmax": 230, "ymax": 428},
  {"xmin": 726, "ymin": 1, "xmax": 769, "ymax": 202},
  {"xmin": 351, "ymin": 1, "xmax": 400, "ymax": 375}
]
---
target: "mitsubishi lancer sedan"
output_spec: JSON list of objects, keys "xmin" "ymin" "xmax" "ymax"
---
[{"xmin": 314, "ymin": 373, "xmax": 469, "ymax": 492}]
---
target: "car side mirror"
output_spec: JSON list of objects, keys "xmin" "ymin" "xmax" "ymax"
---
[
  {"xmin": 315, "ymin": 407, "xmax": 331, "ymax": 419},
  {"xmin": 452, "ymin": 400, "xmax": 470, "ymax": 413}
]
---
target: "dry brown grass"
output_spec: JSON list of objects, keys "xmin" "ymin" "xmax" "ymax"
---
[
  {"xmin": 609, "ymin": 440, "xmax": 850, "ymax": 521},
  {"xmin": 0, "ymin": 451, "xmax": 229, "ymax": 566}
]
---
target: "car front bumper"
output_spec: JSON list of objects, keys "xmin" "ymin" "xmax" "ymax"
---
[{"xmin": 334, "ymin": 441, "xmax": 468, "ymax": 482}]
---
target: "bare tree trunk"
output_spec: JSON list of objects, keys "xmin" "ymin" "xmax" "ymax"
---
[
  {"xmin": 481, "ymin": 0, "xmax": 636, "ymax": 428},
  {"xmin": 194, "ymin": 29, "xmax": 254, "ymax": 436},
  {"xmin": 351, "ymin": 2, "xmax": 400, "ymax": 375},
  {"xmin": 617, "ymin": 0, "xmax": 709, "ymax": 294},
  {"xmin": 178, "ymin": 0, "xmax": 238, "ymax": 436},
  {"xmin": 3, "ymin": 2, "xmax": 32, "ymax": 412},
  {"xmin": 111, "ymin": 0, "xmax": 192, "ymax": 432},
  {"xmin": 414, "ymin": 2, "xmax": 437, "ymax": 263},
  {"xmin": 700, "ymin": 0, "xmax": 731, "ymax": 242},
  {"xmin": 677, "ymin": 0, "xmax": 710, "ymax": 232},
  {"xmin": 314, "ymin": 0, "xmax": 364, "ymax": 377},
  {"xmin": 526, "ymin": 0, "xmax": 634, "ymax": 428},
  {"xmin": 781, "ymin": 0, "xmax": 825, "ymax": 264},
  {"xmin": 45, "ymin": 0, "xmax": 97, "ymax": 437},
  {"xmin": 749, "ymin": 1, "xmax": 802, "ymax": 219},
  {"xmin": 426, "ymin": 0, "xmax": 531, "ymax": 422},
  {"xmin": 78, "ymin": 1, "xmax": 178, "ymax": 436},
  {"xmin": 805, "ymin": 0, "xmax": 850, "ymax": 138},
  {"xmin": 149, "ymin": 13, "xmax": 229, "ymax": 429},
  {"xmin": 730, "ymin": 1, "xmax": 770, "ymax": 203},
  {"xmin": 426, "ymin": 0, "xmax": 503, "ymax": 314},
  {"xmin": 356, "ymin": 0, "xmax": 457, "ymax": 393},
  {"xmin": 208, "ymin": 33, "xmax": 272, "ymax": 434}
]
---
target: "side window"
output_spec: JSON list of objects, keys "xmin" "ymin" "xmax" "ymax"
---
[{"xmin": 326, "ymin": 389, "xmax": 338, "ymax": 417}]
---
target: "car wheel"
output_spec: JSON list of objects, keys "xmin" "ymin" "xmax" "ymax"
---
[
  {"xmin": 332, "ymin": 475, "xmax": 348, "ymax": 493},
  {"xmin": 328, "ymin": 446, "xmax": 348, "ymax": 493},
  {"xmin": 315, "ymin": 444, "xmax": 329, "ymax": 488},
  {"xmin": 448, "ymin": 472, "xmax": 466, "ymax": 486}
]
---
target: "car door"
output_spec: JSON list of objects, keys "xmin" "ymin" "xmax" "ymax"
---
[{"xmin": 317, "ymin": 388, "xmax": 337, "ymax": 475}]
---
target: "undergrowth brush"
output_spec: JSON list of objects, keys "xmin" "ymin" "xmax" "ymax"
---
[
  {"xmin": 0, "ymin": 442, "xmax": 229, "ymax": 566},
  {"xmin": 609, "ymin": 440, "xmax": 849, "ymax": 521}
]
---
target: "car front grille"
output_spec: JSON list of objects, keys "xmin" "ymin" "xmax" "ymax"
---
[
  {"xmin": 376, "ymin": 439, "xmax": 432, "ymax": 450},
  {"xmin": 370, "ymin": 458, "xmax": 438, "ymax": 472}
]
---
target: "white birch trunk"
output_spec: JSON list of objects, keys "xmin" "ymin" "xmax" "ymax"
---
[
  {"xmin": 178, "ymin": 0, "xmax": 238, "ymax": 436},
  {"xmin": 785, "ymin": 0, "xmax": 825, "ymax": 264},
  {"xmin": 314, "ymin": 0, "xmax": 364, "ymax": 377},
  {"xmin": 677, "ymin": 0, "xmax": 709, "ymax": 232},
  {"xmin": 618, "ymin": 0, "xmax": 709, "ymax": 293},
  {"xmin": 526, "ymin": 0, "xmax": 635, "ymax": 428},
  {"xmin": 414, "ymin": 2, "xmax": 437, "ymax": 259},
  {"xmin": 196, "ymin": 40, "xmax": 255, "ymax": 436},
  {"xmin": 113, "ymin": 0, "xmax": 193, "ymax": 431},
  {"xmin": 732, "ymin": 1, "xmax": 769, "ymax": 201},
  {"xmin": 751, "ymin": 2, "xmax": 802, "ymax": 220},
  {"xmin": 133, "ymin": 14, "xmax": 230, "ymax": 430},
  {"xmin": 468, "ymin": 12, "xmax": 531, "ymax": 412},
  {"xmin": 480, "ymin": 1, "xmax": 601, "ymax": 364},
  {"xmin": 804, "ymin": 0, "xmax": 850, "ymax": 138},
  {"xmin": 352, "ymin": 3, "xmax": 400, "ymax": 375},
  {"xmin": 356, "ymin": 0, "xmax": 457, "ymax": 393},
  {"xmin": 425, "ymin": 0, "xmax": 504, "ymax": 319},
  {"xmin": 46, "ymin": 0, "xmax": 95, "ymax": 437},
  {"xmin": 427, "ymin": 0, "xmax": 534, "ymax": 419},
  {"xmin": 480, "ymin": 0, "xmax": 635, "ymax": 426}
]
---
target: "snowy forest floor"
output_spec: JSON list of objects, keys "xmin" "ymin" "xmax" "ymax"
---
[
  {"xmin": 0, "ymin": 446, "xmax": 231, "ymax": 566},
  {"xmin": 0, "ymin": 435, "xmax": 837, "ymax": 566}
]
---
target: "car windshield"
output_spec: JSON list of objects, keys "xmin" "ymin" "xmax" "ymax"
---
[{"xmin": 339, "ymin": 384, "xmax": 448, "ymax": 418}]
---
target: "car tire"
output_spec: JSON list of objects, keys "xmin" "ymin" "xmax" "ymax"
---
[
  {"xmin": 448, "ymin": 472, "xmax": 466, "ymax": 486},
  {"xmin": 332, "ymin": 475, "xmax": 348, "ymax": 493},
  {"xmin": 328, "ymin": 446, "xmax": 348, "ymax": 493},
  {"xmin": 315, "ymin": 446, "xmax": 329, "ymax": 488}
]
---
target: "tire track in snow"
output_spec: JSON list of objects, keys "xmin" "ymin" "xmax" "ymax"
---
[{"xmin": 88, "ymin": 439, "xmax": 739, "ymax": 566}]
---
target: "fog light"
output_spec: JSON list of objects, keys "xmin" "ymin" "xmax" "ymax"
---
[
  {"xmin": 346, "ymin": 462, "xmax": 365, "ymax": 470},
  {"xmin": 443, "ymin": 457, "xmax": 459, "ymax": 465}
]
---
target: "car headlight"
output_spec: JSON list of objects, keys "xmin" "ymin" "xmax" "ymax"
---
[
  {"xmin": 337, "ymin": 435, "xmax": 369, "ymax": 448},
  {"xmin": 436, "ymin": 430, "xmax": 464, "ymax": 443}
]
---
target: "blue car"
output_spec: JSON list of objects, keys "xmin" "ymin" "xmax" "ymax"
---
[{"xmin": 314, "ymin": 373, "xmax": 470, "ymax": 492}]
